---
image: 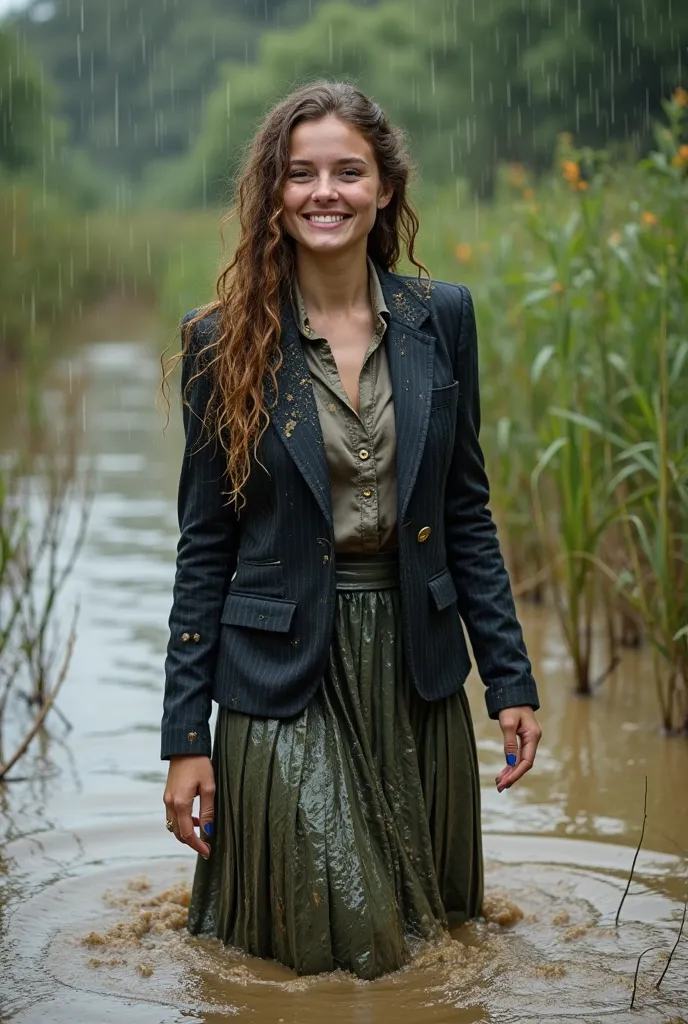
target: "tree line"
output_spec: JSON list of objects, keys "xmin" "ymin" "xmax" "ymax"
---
[{"xmin": 6, "ymin": 0, "xmax": 687, "ymax": 202}]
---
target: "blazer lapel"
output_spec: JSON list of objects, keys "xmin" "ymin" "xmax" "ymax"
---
[
  {"xmin": 269, "ymin": 302, "xmax": 333, "ymax": 529},
  {"xmin": 378, "ymin": 270, "xmax": 436, "ymax": 522}
]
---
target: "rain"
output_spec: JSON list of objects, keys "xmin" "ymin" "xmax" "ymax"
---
[{"xmin": 0, "ymin": 1, "xmax": 687, "ymax": 1021}]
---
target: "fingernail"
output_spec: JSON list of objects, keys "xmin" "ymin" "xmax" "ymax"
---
[
  {"xmin": 203, "ymin": 823, "xmax": 214, "ymax": 837},
  {"xmin": 506, "ymin": 753, "xmax": 517, "ymax": 767}
]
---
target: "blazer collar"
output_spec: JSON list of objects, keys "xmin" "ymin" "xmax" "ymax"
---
[{"xmin": 272, "ymin": 265, "xmax": 437, "ymax": 529}]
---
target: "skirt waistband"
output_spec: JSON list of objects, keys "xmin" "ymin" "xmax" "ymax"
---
[{"xmin": 335, "ymin": 550, "xmax": 399, "ymax": 591}]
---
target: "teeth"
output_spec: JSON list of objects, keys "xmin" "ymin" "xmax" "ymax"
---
[{"xmin": 307, "ymin": 215, "xmax": 346, "ymax": 223}]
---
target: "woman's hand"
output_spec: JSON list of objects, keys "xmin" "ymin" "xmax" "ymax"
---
[
  {"xmin": 495, "ymin": 706, "xmax": 542, "ymax": 793},
  {"xmin": 163, "ymin": 755, "xmax": 215, "ymax": 859}
]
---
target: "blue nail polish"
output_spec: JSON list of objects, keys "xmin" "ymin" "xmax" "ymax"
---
[
  {"xmin": 506, "ymin": 753, "xmax": 517, "ymax": 767},
  {"xmin": 203, "ymin": 823, "xmax": 214, "ymax": 837}
]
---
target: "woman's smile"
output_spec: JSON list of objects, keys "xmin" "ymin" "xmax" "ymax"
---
[{"xmin": 301, "ymin": 212, "xmax": 353, "ymax": 229}]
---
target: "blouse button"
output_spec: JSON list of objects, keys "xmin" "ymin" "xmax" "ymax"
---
[
  {"xmin": 358, "ymin": 449, "xmax": 370, "ymax": 461},
  {"xmin": 417, "ymin": 526, "xmax": 432, "ymax": 543},
  {"xmin": 362, "ymin": 489, "xmax": 373, "ymax": 498}
]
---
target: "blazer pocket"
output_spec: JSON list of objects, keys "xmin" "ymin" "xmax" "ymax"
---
[
  {"xmin": 221, "ymin": 592, "xmax": 297, "ymax": 633},
  {"xmin": 428, "ymin": 567, "xmax": 458, "ymax": 611},
  {"xmin": 430, "ymin": 380, "xmax": 459, "ymax": 410}
]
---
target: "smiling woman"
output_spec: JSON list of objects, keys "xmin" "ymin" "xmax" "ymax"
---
[{"xmin": 160, "ymin": 80, "xmax": 541, "ymax": 981}]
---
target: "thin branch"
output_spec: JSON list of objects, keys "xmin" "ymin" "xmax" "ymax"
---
[
  {"xmin": 655, "ymin": 898, "xmax": 687, "ymax": 991},
  {"xmin": 616, "ymin": 775, "xmax": 648, "ymax": 927},
  {"xmin": 0, "ymin": 616, "xmax": 76, "ymax": 782},
  {"xmin": 630, "ymin": 946, "xmax": 661, "ymax": 1010}
]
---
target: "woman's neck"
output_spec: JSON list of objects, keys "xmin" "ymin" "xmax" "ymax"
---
[{"xmin": 295, "ymin": 246, "xmax": 370, "ymax": 317}]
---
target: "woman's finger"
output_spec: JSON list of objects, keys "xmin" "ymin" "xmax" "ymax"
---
[
  {"xmin": 175, "ymin": 806, "xmax": 210, "ymax": 858},
  {"xmin": 495, "ymin": 728, "xmax": 541, "ymax": 791}
]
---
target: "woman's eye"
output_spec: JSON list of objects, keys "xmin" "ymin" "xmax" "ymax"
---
[
  {"xmin": 288, "ymin": 170, "xmax": 310, "ymax": 179},
  {"xmin": 341, "ymin": 168, "xmax": 361, "ymax": 178}
]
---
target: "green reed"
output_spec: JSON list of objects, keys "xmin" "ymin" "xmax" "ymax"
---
[{"xmin": 464, "ymin": 93, "xmax": 688, "ymax": 728}]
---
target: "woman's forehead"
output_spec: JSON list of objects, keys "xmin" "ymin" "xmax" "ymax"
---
[{"xmin": 289, "ymin": 116, "xmax": 373, "ymax": 161}]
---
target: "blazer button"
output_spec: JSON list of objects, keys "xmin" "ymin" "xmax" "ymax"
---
[
  {"xmin": 192, "ymin": 633, "xmax": 201, "ymax": 643},
  {"xmin": 417, "ymin": 526, "xmax": 432, "ymax": 543},
  {"xmin": 187, "ymin": 731, "xmax": 198, "ymax": 742},
  {"xmin": 180, "ymin": 632, "xmax": 191, "ymax": 643}
]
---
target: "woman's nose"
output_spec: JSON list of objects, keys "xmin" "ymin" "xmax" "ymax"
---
[{"xmin": 311, "ymin": 174, "xmax": 339, "ymax": 201}]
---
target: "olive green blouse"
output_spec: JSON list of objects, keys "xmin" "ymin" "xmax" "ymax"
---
[{"xmin": 293, "ymin": 263, "xmax": 398, "ymax": 555}]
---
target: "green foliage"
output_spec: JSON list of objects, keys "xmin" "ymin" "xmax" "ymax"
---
[
  {"xmin": 150, "ymin": 0, "xmax": 688, "ymax": 205},
  {"xmin": 0, "ymin": 27, "xmax": 48, "ymax": 171},
  {"xmin": 8, "ymin": 0, "xmax": 348, "ymax": 182},
  {"xmin": 444, "ymin": 94, "xmax": 688, "ymax": 724}
]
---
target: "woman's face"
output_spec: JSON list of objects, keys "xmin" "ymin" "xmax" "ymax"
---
[{"xmin": 282, "ymin": 115, "xmax": 393, "ymax": 259}]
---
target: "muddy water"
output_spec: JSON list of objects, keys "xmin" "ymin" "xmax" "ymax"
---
[{"xmin": 1, "ymin": 315, "xmax": 687, "ymax": 1024}]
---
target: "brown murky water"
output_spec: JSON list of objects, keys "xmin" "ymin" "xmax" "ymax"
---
[{"xmin": 1, "ymin": 312, "xmax": 687, "ymax": 1024}]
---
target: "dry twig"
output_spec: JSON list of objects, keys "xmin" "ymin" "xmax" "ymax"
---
[
  {"xmin": 655, "ymin": 898, "xmax": 687, "ymax": 991},
  {"xmin": 616, "ymin": 775, "xmax": 648, "ymax": 927}
]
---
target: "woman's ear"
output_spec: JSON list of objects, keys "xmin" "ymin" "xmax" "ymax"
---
[{"xmin": 377, "ymin": 183, "xmax": 394, "ymax": 210}]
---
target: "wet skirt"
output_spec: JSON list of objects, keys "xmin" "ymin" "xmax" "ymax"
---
[{"xmin": 187, "ymin": 551, "xmax": 483, "ymax": 979}]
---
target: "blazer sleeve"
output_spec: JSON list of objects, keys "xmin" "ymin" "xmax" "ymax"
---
[
  {"xmin": 444, "ymin": 285, "xmax": 540, "ymax": 718},
  {"xmin": 161, "ymin": 314, "xmax": 239, "ymax": 759}
]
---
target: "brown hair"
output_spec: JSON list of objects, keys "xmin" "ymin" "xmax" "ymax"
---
[{"xmin": 163, "ymin": 80, "xmax": 427, "ymax": 508}]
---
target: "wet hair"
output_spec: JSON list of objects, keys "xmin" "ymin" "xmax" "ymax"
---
[{"xmin": 163, "ymin": 80, "xmax": 426, "ymax": 508}]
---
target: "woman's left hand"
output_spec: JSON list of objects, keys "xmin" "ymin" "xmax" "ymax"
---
[{"xmin": 495, "ymin": 706, "xmax": 542, "ymax": 792}]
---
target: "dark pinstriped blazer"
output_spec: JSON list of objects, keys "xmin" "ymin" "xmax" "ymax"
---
[{"xmin": 161, "ymin": 267, "xmax": 539, "ymax": 759}]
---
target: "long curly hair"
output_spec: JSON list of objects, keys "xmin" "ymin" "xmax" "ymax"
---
[{"xmin": 163, "ymin": 80, "xmax": 427, "ymax": 509}]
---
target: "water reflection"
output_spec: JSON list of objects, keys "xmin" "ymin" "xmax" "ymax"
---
[{"xmin": 0, "ymin": 313, "xmax": 687, "ymax": 1023}]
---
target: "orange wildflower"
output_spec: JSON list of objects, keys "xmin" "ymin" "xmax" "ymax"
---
[
  {"xmin": 608, "ymin": 231, "xmax": 621, "ymax": 245},
  {"xmin": 672, "ymin": 86, "xmax": 688, "ymax": 108},
  {"xmin": 671, "ymin": 144, "xmax": 688, "ymax": 168},
  {"xmin": 522, "ymin": 187, "xmax": 534, "ymax": 200},
  {"xmin": 641, "ymin": 211, "xmax": 658, "ymax": 226},
  {"xmin": 551, "ymin": 281, "xmax": 564, "ymax": 294},
  {"xmin": 576, "ymin": 180, "xmax": 589, "ymax": 191},
  {"xmin": 561, "ymin": 160, "xmax": 580, "ymax": 186},
  {"xmin": 455, "ymin": 242, "xmax": 473, "ymax": 264}
]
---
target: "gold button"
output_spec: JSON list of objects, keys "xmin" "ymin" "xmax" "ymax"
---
[
  {"xmin": 417, "ymin": 526, "xmax": 432, "ymax": 543},
  {"xmin": 187, "ymin": 731, "xmax": 197, "ymax": 742},
  {"xmin": 362, "ymin": 489, "xmax": 373, "ymax": 498},
  {"xmin": 192, "ymin": 633, "xmax": 201, "ymax": 643},
  {"xmin": 322, "ymin": 555, "xmax": 330, "ymax": 564},
  {"xmin": 180, "ymin": 632, "xmax": 191, "ymax": 643},
  {"xmin": 358, "ymin": 449, "xmax": 370, "ymax": 461}
]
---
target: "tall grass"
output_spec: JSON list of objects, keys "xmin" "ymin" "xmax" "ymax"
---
[{"xmin": 429, "ymin": 91, "xmax": 687, "ymax": 731}]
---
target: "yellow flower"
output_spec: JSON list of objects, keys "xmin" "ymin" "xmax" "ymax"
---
[
  {"xmin": 551, "ymin": 281, "xmax": 564, "ymax": 294},
  {"xmin": 641, "ymin": 211, "xmax": 658, "ymax": 226},
  {"xmin": 455, "ymin": 242, "xmax": 473, "ymax": 264},
  {"xmin": 672, "ymin": 86, "xmax": 688, "ymax": 108}
]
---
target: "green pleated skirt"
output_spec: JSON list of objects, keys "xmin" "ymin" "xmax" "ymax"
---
[{"xmin": 187, "ymin": 553, "xmax": 483, "ymax": 980}]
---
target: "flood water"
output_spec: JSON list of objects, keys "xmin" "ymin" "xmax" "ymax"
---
[{"xmin": 1, "ymin": 310, "xmax": 687, "ymax": 1024}]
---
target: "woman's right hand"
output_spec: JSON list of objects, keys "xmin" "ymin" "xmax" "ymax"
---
[{"xmin": 163, "ymin": 755, "xmax": 215, "ymax": 859}]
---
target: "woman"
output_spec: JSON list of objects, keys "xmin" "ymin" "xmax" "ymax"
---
[{"xmin": 161, "ymin": 81, "xmax": 541, "ymax": 980}]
